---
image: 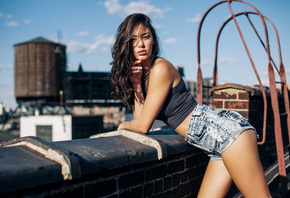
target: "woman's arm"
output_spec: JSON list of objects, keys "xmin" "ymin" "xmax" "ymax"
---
[{"xmin": 118, "ymin": 59, "xmax": 180, "ymax": 133}]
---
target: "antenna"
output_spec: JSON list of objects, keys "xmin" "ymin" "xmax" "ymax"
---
[{"xmin": 57, "ymin": 30, "xmax": 63, "ymax": 44}]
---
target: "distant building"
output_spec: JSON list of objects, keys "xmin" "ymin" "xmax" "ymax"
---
[
  {"xmin": 20, "ymin": 115, "xmax": 103, "ymax": 141},
  {"xmin": 0, "ymin": 103, "xmax": 5, "ymax": 123},
  {"xmin": 14, "ymin": 37, "xmax": 66, "ymax": 107},
  {"xmin": 13, "ymin": 37, "xmax": 125, "ymax": 133},
  {"xmin": 63, "ymin": 63, "xmax": 125, "ymax": 132},
  {"xmin": 64, "ymin": 64, "xmax": 121, "ymax": 106}
]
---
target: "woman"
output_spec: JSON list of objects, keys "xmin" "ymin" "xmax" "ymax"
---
[{"xmin": 111, "ymin": 13, "xmax": 271, "ymax": 197}]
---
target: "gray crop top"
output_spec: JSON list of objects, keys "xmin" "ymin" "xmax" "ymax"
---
[{"xmin": 145, "ymin": 62, "xmax": 197, "ymax": 129}]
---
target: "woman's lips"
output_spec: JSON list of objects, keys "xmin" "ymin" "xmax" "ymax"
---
[{"xmin": 137, "ymin": 50, "xmax": 147, "ymax": 55}]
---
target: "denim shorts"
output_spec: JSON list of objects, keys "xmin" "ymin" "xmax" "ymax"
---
[{"xmin": 185, "ymin": 104, "xmax": 256, "ymax": 160}]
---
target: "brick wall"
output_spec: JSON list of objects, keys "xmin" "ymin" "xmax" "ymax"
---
[
  {"xmin": 0, "ymin": 83, "xmax": 289, "ymax": 197},
  {"xmin": 0, "ymin": 130, "xmax": 210, "ymax": 198}
]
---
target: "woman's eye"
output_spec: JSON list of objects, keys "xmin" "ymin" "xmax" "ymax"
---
[
  {"xmin": 131, "ymin": 38, "xmax": 137, "ymax": 43},
  {"xmin": 144, "ymin": 35, "xmax": 151, "ymax": 39}
]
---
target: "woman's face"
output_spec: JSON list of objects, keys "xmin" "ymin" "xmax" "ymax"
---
[{"xmin": 132, "ymin": 24, "xmax": 154, "ymax": 63}]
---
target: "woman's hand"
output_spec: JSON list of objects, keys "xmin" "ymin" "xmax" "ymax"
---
[
  {"xmin": 129, "ymin": 60, "xmax": 143, "ymax": 85},
  {"xmin": 117, "ymin": 122, "xmax": 126, "ymax": 130},
  {"xmin": 130, "ymin": 60, "xmax": 145, "ymax": 119}
]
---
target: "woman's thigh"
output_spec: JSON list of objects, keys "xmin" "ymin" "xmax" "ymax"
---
[
  {"xmin": 197, "ymin": 160, "xmax": 232, "ymax": 198},
  {"xmin": 221, "ymin": 130, "xmax": 271, "ymax": 197}
]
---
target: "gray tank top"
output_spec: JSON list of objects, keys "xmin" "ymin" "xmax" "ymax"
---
[{"xmin": 145, "ymin": 61, "xmax": 197, "ymax": 129}]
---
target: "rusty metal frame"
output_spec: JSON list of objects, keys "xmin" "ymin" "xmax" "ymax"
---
[
  {"xmin": 213, "ymin": 11, "xmax": 290, "ymax": 146},
  {"xmin": 196, "ymin": 0, "xmax": 289, "ymax": 196},
  {"xmin": 213, "ymin": 11, "xmax": 267, "ymax": 146}
]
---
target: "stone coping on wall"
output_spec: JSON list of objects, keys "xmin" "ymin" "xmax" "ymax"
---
[
  {"xmin": 0, "ymin": 128, "xmax": 195, "ymax": 194},
  {"xmin": 209, "ymin": 83, "xmax": 274, "ymax": 97}
]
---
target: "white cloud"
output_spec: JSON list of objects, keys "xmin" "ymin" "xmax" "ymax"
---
[
  {"xmin": 199, "ymin": 57, "xmax": 234, "ymax": 67},
  {"xmin": 0, "ymin": 12, "xmax": 3, "ymax": 18},
  {"xmin": 186, "ymin": 13, "xmax": 201, "ymax": 23},
  {"xmin": 6, "ymin": 14, "xmax": 12, "ymax": 19},
  {"xmin": 261, "ymin": 70, "xmax": 268, "ymax": 77},
  {"xmin": 0, "ymin": 82, "xmax": 6, "ymax": 87},
  {"xmin": 164, "ymin": 7, "xmax": 172, "ymax": 12},
  {"xmin": 104, "ymin": 0, "xmax": 170, "ymax": 19},
  {"xmin": 6, "ymin": 21, "xmax": 19, "ymax": 27},
  {"xmin": 67, "ymin": 35, "xmax": 114, "ymax": 54},
  {"xmin": 260, "ymin": 79, "xmax": 270, "ymax": 86},
  {"xmin": 24, "ymin": 19, "xmax": 30, "ymax": 24},
  {"xmin": 104, "ymin": 0, "xmax": 122, "ymax": 15},
  {"xmin": 261, "ymin": 67, "xmax": 290, "ymax": 77},
  {"xmin": 162, "ymin": 30, "xmax": 169, "ymax": 35},
  {"xmin": 200, "ymin": 59, "xmax": 211, "ymax": 66},
  {"xmin": 87, "ymin": 35, "xmax": 115, "ymax": 54},
  {"xmin": 67, "ymin": 40, "xmax": 89, "ymax": 53},
  {"xmin": 77, "ymin": 31, "xmax": 89, "ymax": 36},
  {"xmin": 153, "ymin": 23, "xmax": 162, "ymax": 29},
  {"xmin": 0, "ymin": 64, "xmax": 12, "ymax": 69},
  {"xmin": 123, "ymin": 1, "xmax": 163, "ymax": 18},
  {"xmin": 218, "ymin": 57, "xmax": 234, "ymax": 64},
  {"xmin": 164, "ymin": 37, "xmax": 178, "ymax": 44}
]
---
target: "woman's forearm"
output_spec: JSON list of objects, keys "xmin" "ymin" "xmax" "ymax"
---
[{"xmin": 118, "ymin": 119, "xmax": 149, "ymax": 134}]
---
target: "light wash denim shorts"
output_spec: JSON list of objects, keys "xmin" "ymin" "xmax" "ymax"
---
[{"xmin": 185, "ymin": 104, "xmax": 256, "ymax": 160}]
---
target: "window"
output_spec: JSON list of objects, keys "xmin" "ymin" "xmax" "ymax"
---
[{"xmin": 36, "ymin": 125, "xmax": 52, "ymax": 142}]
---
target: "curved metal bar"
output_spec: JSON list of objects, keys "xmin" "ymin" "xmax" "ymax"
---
[
  {"xmin": 245, "ymin": 13, "xmax": 279, "ymax": 74},
  {"xmin": 258, "ymin": 14, "xmax": 290, "ymax": 143},
  {"xmin": 214, "ymin": 10, "xmax": 290, "ymax": 145},
  {"xmin": 197, "ymin": 0, "xmax": 269, "ymax": 101},
  {"xmin": 196, "ymin": 0, "xmax": 229, "ymax": 104},
  {"xmin": 245, "ymin": 12, "xmax": 290, "ymax": 142},
  {"xmin": 213, "ymin": 10, "xmax": 268, "ymax": 144}
]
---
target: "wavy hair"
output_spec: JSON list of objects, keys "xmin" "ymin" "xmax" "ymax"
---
[{"xmin": 111, "ymin": 13, "xmax": 160, "ymax": 106}]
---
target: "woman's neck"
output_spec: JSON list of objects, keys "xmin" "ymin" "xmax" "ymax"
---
[
  {"xmin": 142, "ymin": 56, "xmax": 156, "ymax": 86},
  {"xmin": 142, "ymin": 56, "xmax": 155, "ymax": 74}
]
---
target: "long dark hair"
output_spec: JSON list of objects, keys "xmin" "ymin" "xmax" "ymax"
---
[{"xmin": 111, "ymin": 13, "xmax": 160, "ymax": 106}]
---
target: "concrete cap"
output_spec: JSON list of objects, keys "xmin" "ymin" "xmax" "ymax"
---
[
  {"xmin": 0, "ymin": 129, "xmax": 195, "ymax": 193},
  {"xmin": 0, "ymin": 146, "xmax": 62, "ymax": 193}
]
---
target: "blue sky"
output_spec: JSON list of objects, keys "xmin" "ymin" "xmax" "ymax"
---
[{"xmin": 0, "ymin": 0, "xmax": 290, "ymax": 109}]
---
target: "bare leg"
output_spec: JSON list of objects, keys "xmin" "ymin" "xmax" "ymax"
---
[
  {"xmin": 221, "ymin": 130, "xmax": 271, "ymax": 197},
  {"xmin": 198, "ymin": 160, "xmax": 232, "ymax": 197}
]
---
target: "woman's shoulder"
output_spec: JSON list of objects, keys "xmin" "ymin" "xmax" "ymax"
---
[
  {"xmin": 154, "ymin": 57, "xmax": 172, "ymax": 66},
  {"xmin": 149, "ymin": 57, "xmax": 179, "ymax": 85},
  {"xmin": 152, "ymin": 57, "xmax": 175, "ymax": 74}
]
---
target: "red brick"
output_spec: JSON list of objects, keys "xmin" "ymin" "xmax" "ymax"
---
[
  {"xmin": 238, "ymin": 92, "xmax": 249, "ymax": 100},
  {"xmin": 212, "ymin": 91, "xmax": 237, "ymax": 99},
  {"xmin": 212, "ymin": 100, "xmax": 223, "ymax": 108},
  {"xmin": 236, "ymin": 111, "xmax": 249, "ymax": 119},
  {"xmin": 225, "ymin": 101, "xmax": 249, "ymax": 109}
]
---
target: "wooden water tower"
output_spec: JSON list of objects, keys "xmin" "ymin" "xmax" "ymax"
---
[{"xmin": 14, "ymin": 37, "xmax": 66, "ymax": 107}]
